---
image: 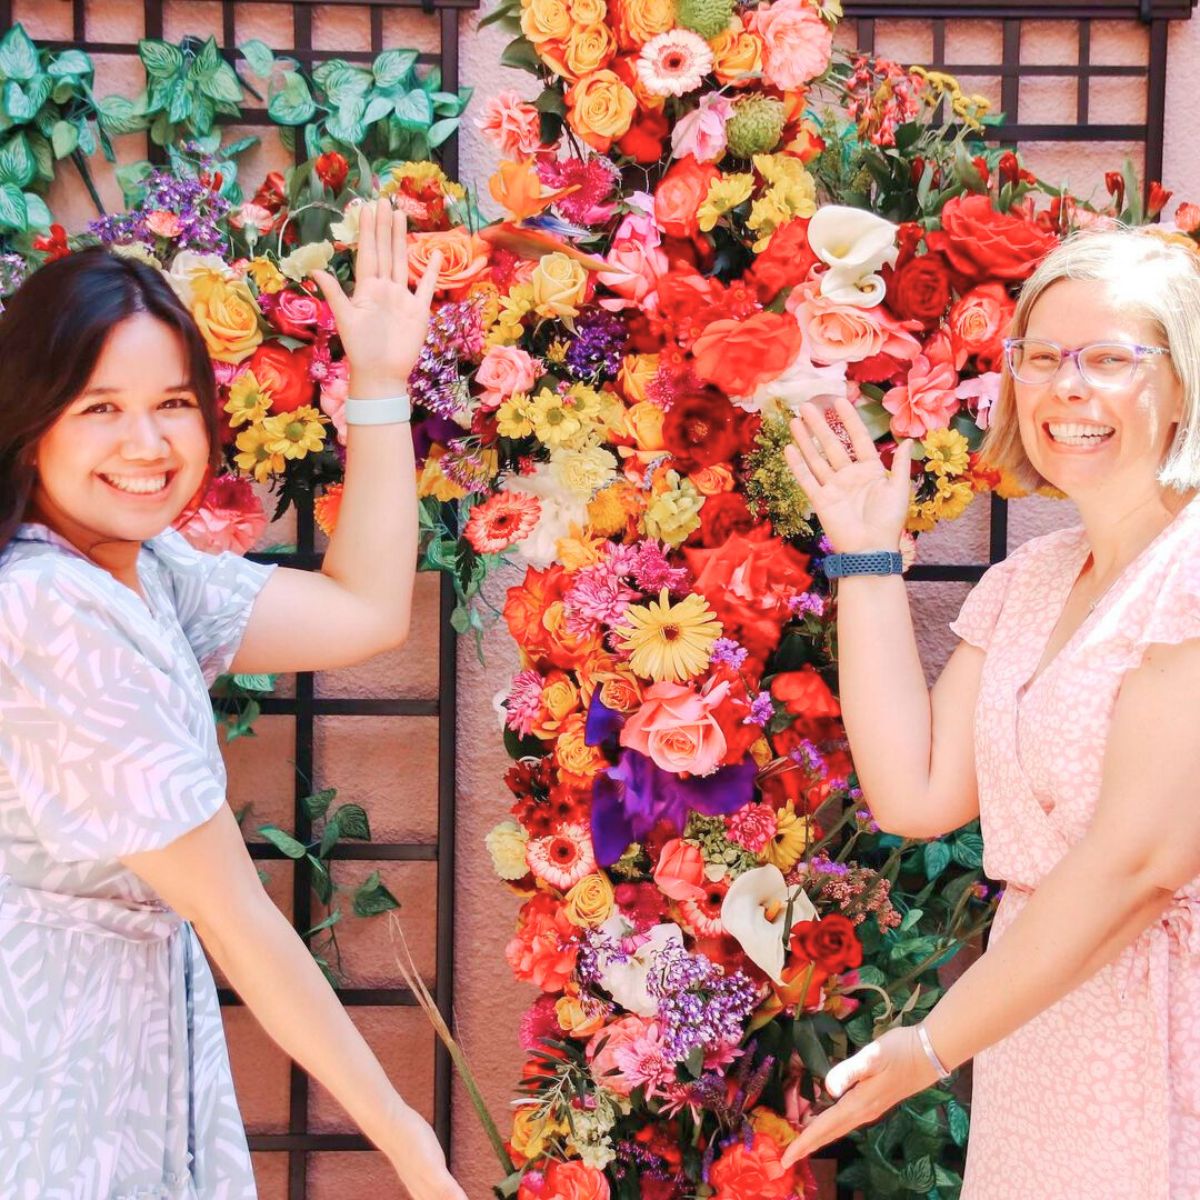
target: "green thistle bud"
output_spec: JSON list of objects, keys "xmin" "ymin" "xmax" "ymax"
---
[
  {"xmin": 674, "ymin": 0, "xmax": 736, "ymax": 39},
  {"xmin": 725, "ymin": 95, "xmax": 787, "ymax": 159}
]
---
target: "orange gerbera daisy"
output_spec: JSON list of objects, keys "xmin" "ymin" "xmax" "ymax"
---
[
  {"xmin": 464, "ymin": 490, "xmax": 542, "ymax": 554},
  {"xmin": 314, "ymin": 483, "xmax": 343, "ymax": 535}
]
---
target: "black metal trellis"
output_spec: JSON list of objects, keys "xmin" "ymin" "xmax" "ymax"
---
[{"xmin": 0, "ymin": 0, "xmax": 474, "ymax": 1194}]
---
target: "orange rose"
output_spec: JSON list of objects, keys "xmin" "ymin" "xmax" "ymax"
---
[
  {"xmin": 504, "ymin": 565, "xmax": 604, "ymax": 669},
  {"xmin": 532, "ymin": 670, "xmax": 581, "ymax": 739},
  {"xmin": 610, "ymin": 0, "xmax": 675, "ymax": 49},
  {"xmin": 540, "ymin": 22, "xmax": 616, "ymax": 82},
  {"xmin": 565, "ymin": 69, "xmax": 637, "ymax": 153},
  {"xmin": 691, "ymin": 311, "xmax": 805, "ymax": 398},
  {"xmin": 710, "ymin": 1132, "xmax": 798, "ymax": 1200},
  {"xmin": 554, "ymin": 712, "xmax": 609, "ymax": 779},
  {"xmin": 555, "ymin": 993, "xmax": 608, "ymax": 1037},
  {"xmin": 654, "ymin": 155, "xmax": 721, "ymax": 241},
  {"xmin": 689, "ymin": 464, "xmax": 735, "ymax": 494},
  {"xmin": 711, "ymin": 16, "xmax": 764, "ymax": 87},
  {"xmin": 521, "ymin": 0, "xmax": 571, "ymax": 43},
  {"xmin": 540, "ymin": 1160, "xmax": 611, "ymax": 1200},
  {"xmin": 408, "ymin": 227, "xmax": 490, "ymax": 295}
]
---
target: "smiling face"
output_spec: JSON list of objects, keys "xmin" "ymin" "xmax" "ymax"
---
[
  {"xmin": 1014, "ymin": 278, "xmax": 1184, "ymax": 503},
  {"xmin": 30, "ymin": 312, "xmax": 212, "ymax": 550}
]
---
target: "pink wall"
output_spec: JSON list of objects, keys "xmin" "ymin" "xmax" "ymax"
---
[{"xmin": 20, "ymin": 2, "xmax": 1200, "ymax": 1193}]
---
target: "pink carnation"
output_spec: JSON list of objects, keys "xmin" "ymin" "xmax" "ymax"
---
[
  {"xmin": 746, "ymin": 0, "xmax": 834, "ymax": 91},
  {"xmin": 175, "ymin": 474, "xmax": 267, "ymax": 555},
  {"xmin": 506, "ymin": 668, "xmax": 545, "ymax": 737},
  {"xmin": 476, "ymin": 90, "xmax": 547, "ymax": 159},
  {"xmin": 883, "ymin": 353, "xmax": 961, "ymax": 439},
  {"xmin": 519, "ymin": 995, "xmax": 562, "ymax": 1052},
  {"xmin": 726, "ymin": 804, "xmax": 778, "ymax": 854}
]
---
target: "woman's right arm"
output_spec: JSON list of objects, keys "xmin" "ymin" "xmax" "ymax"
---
[
  {"xmin": 786, "ymin": 396, "xmax": 984, "ymax": 840},
  {"xmin": 122, "ymin": 806, "xmax": 466, "ymax": 1200}
]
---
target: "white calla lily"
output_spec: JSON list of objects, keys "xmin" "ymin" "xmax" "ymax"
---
[
  {"xmin": 807, "ymin": 205, "xmax": 899, "ymax": 308},
  {"xmin": 721, "ymin": 865, "xmax": 817, "ymax": 983}
]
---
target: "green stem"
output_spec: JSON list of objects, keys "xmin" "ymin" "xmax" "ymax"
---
[{"xmin": 71, "ymin": 148, "xmax": 106, "ymax": 216}]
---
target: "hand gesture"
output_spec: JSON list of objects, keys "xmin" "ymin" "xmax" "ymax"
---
[
  {"xmin": 312, "ymin": 198, "xmax": 443, "ymax": 396},
  {"xmin": 784, "ymin": 394, "xmax": 914, "ymax": 555},
  {"xmin": 386, "ymin": 1107, "xmax": 469, "ymax": 1200},
  {"xmin": 781, "ymin": 1025, "xmax": 940, "ymax": 1168}
]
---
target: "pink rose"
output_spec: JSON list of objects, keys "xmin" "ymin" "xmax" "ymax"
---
[
  {"xmin": 270, "ymin": 289, "xmax": 326, "ymax": 341},
  {"xmin": 883, "ymin": 354, "xmax": 961, "ymax": 439},
  {"xmin": 653, "ymin": 837, "xmax": 706, "ymax": 901},
  {"xmin": 319, "ymin": 359, "xmax": 349, "ymax": 444},
  {"xmin": 671, "ymin": 94, "xmax": 734, "ymax": 164},
  {"xmin": 746, "ymin": 0, "xmax": 833, "ymax": 91},
  {"xmin": 619, "ymin": 680, "xmax": 730, "ymax": 776},
  {"xmin": 948, "ymin": 282, "xmax": 1014, "ymax": 372},
  {"xmin": 476, "ymin": 90, "xmax": 548, "ymax": 159},
  {"xmin": 175, "ymin": 474, "xmax": 268, "ymax": 555},
  {"xmin": 476, "ymin": 344, "xmax": 540, "ymax": 409},
  {"xmin": 788, "ymin": 280, "xmax": 922, "ymax": 366},
  {"xmin": 597, "ymin": 237, "xmax": 670, "ymax": 312}
]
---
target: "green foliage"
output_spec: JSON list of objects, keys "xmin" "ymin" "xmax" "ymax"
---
[{"xmin": 135, "ymin": 35, "xmax": 246, "ymax": 147}]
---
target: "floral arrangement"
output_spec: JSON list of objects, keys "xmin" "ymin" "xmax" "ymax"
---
[{"xmin": 9, "ymin": 9, "xmax": 1198, "ymax": 1195}]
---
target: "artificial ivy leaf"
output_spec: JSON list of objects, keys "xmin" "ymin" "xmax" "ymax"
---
[
  {"xmin": 391, "ymin": 89, "xmax": 432, "ymax": 131},
  {"xmin": 192, "ymin": 37, "xmax": 224, "ymax": 82},
  {"xmin": 302, "ymin": 788, "xmax": 337, "ymax": 821},
  {"xmin": 333, "ymin": 803, "xmax": 370, "ymax": 841},
  {"xmin": 946, "ymin": 1098, "xmax": 969, "ymax": 1147},
  {"xmin": 899, "ymin": 1156, "xmax": 935, "ymax": 1192},
  {"xmin": 47, "ymin": 49, "xmax": 93, "ymax": 79},
  {"xmin": 318, "ymin": 818, "xmax": 341, "ymax": 859},
  {"xmin": 257, "ymin": 824, "xmax": 308, "ymax": 859},
  {"xmin": 0, "ymin": 26, "xmax": 39, "ymax": 83},
  {"xmin": 222, "ymin": 134, "xmax": 260, "ymax": 157},
  {"xmin": 0, "ymin": 133, "xmax": 36, "ymax": 187},
  {"xmin": 50, "ymin": 119, "xmax": 77, "ymax": 158},
  {"xmin": 149, "ymin": 111, "xmax": 172, "ymax": 146},
  {"xmin": 310, "ymin": 858, "xmax": 334, "ymax": 905},
  {"xmin": 3, "ymin": 80, "xmax": 36, "ymax": 123},
  {"xmin": 923, "ymin": 840, "xmax": 952, "ymax": 881},
  {"xmin": 427, "ymin": 117, "xmax": 458, "ymax": 148},
  {"xmin": 326, "ymin": 97, "xmax": 366, "ymax": 144},
  {"xmin": 191, "ymin": 93, "xmax": 216, "ymax": 134},
  {"xmin": 951, "ymin": 830, "xmax": 984, "ymax": 869},
  {"xmin": 268, "ymin": 70, "xmax": 316, "ymax": 125},
  {"xmin": 166, "ymin": 78, "xmax": 192, "ymax": 124},
  {"xmin": 363, "ymin": 94, "xmax": 392, "ymax": 126},
  {"xmin": 373, "ymin": 49, "xmax": 418, "ymax": 88},
  {"xmin": 304, "ymin": 907, "xmax": 343, "ymax": 937},
  {"xmin": 23, "ymin": 190, "xmax": 50, "ymax": 229},
  {"xmin": 201, "ymin": 61, "xmax": 243, "ymax": 104},
  {"xmin": 314, "ymin": 61, "xmax": 371, "ymax": 103},
  {"xmin": 27, "ymin": 131, "xmax": 52, "ymax": 179},
  {"xmin": 0, "ymin": 180, "xmax": 27, "ymax": 230},
  {"xmin": 499, "ymin": 37, "xmax": 543, "ymax": 75},
  {"xmin": 352, "ymin": 871, "xmax": 400, "ymax": 917},
  {"xmin": 239, "ymin": 39, "xmax": 275, "ymax": 78},
  {"xmin": 139, "ymin": 38, "xmax": 184, "ymax": 80}
]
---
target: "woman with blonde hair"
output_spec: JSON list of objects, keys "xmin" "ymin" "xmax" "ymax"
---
[{"xmin": 780, "ymin": 227, "xmax": 1200, "ymax": 1196}]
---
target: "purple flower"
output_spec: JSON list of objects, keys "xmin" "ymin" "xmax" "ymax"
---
[
  {"xmin": 711, "ymin": 638, "xmax": 749, "ymax": 669},
  {"xmin": 564, "ymin": 310, "xmax": 628, "ymax": 380},
  {"xmin": 744, "ymin": 691, "xmax": 774, "ymax": 727}
]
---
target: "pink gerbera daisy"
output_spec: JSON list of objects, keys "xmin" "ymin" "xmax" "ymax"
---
[
  {"xmin": 677, "ymin": 877, "xmax": 729, "ymax": 938},
  {"xmin": 526, "ymin": 823, "xmax": 597, "ymax": 891},
  {"xmin": 464, "ymin": 489, "xmax": 541, "ymax": 554},
  {"xmin": 636, "ymin": 30, "xmax": 714, "ymax": 97}
]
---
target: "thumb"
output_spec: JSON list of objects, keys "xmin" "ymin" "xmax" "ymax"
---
[
  {"xmin": 311, "ymin": 269, "xmax": 349, "ymax": 323},
  {"xmin": 414, "ymin": 249, "xmax": 444, "ymax": 307},
  {"xmin": 889, "ymin": 438, "xmax": 915, "ymax": 497}
]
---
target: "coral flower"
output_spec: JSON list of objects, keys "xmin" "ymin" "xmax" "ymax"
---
[
  {"xmin": 616, "ymin": 589, "xmax": 723, "ymax": 683},
  {"xmin": 314, "ymin": 482, "xmax": 343, "ymax": 536},
  {"xmin": 464, "ymin": 490, "xmax": 543, "ymax": 554}
]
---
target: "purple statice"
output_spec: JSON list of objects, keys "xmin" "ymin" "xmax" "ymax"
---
[
  {"xmin": 744, "ymin": 691, "xmax": 773, "ymax": 727},
  {"xmin": 0, "ymin": 252, "xmax": 28, "ymax": 301},
  {"xmin": 790, "ymin": 590, "xmax": 826, "ymax": 618},
  {"xmin": 647, "ymin": 946, "xmax": 758, "ymax": 1063},
  {"xmin": 710, "ymin": 638, "xmax": 749, "ymax": 669},
  {"xmin": 788, "ymin": 738, "xmax": 826, "ymax": 775},
  {"xmin": 439, "ymin": 436, "xmax": 493, "ymax": 494},
  {"xmin": 576, "ymin": 926, "xmax": 630, "ymax": 987},
  {"xmin": 407, "ymin": 300, "xmax": 483, "ymax": 419},
  {"xmin": 564, "ymin": 310, "xmax": 628, "ymax": 381},
  {"xmin": 630, "ymin": 540, "xmax": 689, "ymax": 593}
]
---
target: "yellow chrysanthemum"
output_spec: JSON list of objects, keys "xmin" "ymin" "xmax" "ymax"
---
[
  {"xmin": 587, "ymin": 481, "xmax": 640, "ymax": 538},
  {"xmin": 260, "ymin": 405, "xmax": 328, "ymax": 460},
  {"xmin": 234, "ymin": 423, "xmax": 286, "ymax": 485},
  {"xmin": 763, "ymin": 802, "xmax": 813, "ymax": 873},
  {"xmin": 530, "ymin": 386, "xmax": 587, "ymax": 449},
  {"xmin": 921, "ymin": 427, "xmax": 970, "ymax": 477},
  {"xmin": 644, "ymin": 470, "xmax": 704, "ymax": 546},
  {"xmin": 246, "ymin": 256, "xmax": 286, "ymax": 294},
  {"xmin": 557, "ymin": 524, "xmax": 608, "ymax": 571},
  {"xmin": 496, "ymin": 391, "xmax": 535, "ymax": 439},
  {"xmin": 698, "ymin": 173, "xmax": 755, "ymax": 233},
  {"xmin": 545, "ymin": 337, "xmax": 571, "ymax": 365},
  {"xmin": 616, "ymin": 588, "xmax": 723, "ymax": 683},
  {"xmin": 225, "ymin": 370, "xmax": 271, "ymax": 428},
  {"xmin": 385, "ymin": 160, "xmax": 466, "ymax": 202},
  {"xmin": 931, "ymin": 474, "xmax": 976, "ymax": 521}
]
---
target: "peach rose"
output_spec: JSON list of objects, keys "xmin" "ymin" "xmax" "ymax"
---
[
  {"xmin": 746, "ymin": 0, "xmax": 833, "ymax": 91},
  {"xmin": 624, "ymin": 400, "xmax": 666, "ymax": 451},
  {"xmin": 477, "ymin": 344, "xmax": 540, "ymax": 408},
  {"xmin": 565, "ymin": 69, "xmax": 637, "ymax": 153},
  {"xmin": 476, "ymin": 90, "xmax": 545, "ymax": 158},
  {"xmin": 408, "ymin": 227, "xmax": 490, "ymax": 295},
  {"xmin": 611, "ymin": 0, "xmax": 675, "ymax": 49},
  {"xmin": 553, "ymin": 22, "xmax": 618, "ymax": 81},
  {"xmin": 555, "ymin": 712, "xmax": 609, "ymax": 778},
  {"xmin": 617, "ymin": 353, "xmax": 659, "ymax": 403},
  {"xmin": 653, "ymin": 837, "xmax": 706, "ymax": 901},
  {"xmin": 948, "ymin": 282, "xmax": 1014, "ymax": 371},
  {"xmin": 521, "ymin": 0, "xmax": 571, "ymax": 44},
  {"xmin": 787, "ymin": 279, "xmax": 922, "ymax": 366},
  {"xmin": 189, "ymin": 273, "xmax": 263, "ymax": 364},
  {"xmin": 530, "ymin": 251, "xmax": 590, "ymax": 322},
  {"xmin": 883, "ymin": 353, "xmax": 961, "ymax": 439},
  {"xmin": 689, "ymin": 464, "xmax": 735, "ymax": 494},
  {"xmin": 564, "ymin": 872, "xmax": 615, "ymax": 927},
  {"xmin": 555, "ymin": 993, "xmax": 608, "ymax": 1036},
  {"xmin": 570, "ymin": 0, "xmax": 607, "ymax": 21},
  {"xmin": 620, "ymin": 679, "xmax": 730, "ymax": 776},
  {"xmin": 598, "ymin": 237, "xmax": 669, "ymax": 312},
  {"xmin": 711, "ymin": 16, "xmax": 764, "ymax": 87}
]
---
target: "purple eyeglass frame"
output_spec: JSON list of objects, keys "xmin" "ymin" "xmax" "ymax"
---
[{"xmin": 1002, "ymin": 337, "xmax": 1171, "ymax": 386}]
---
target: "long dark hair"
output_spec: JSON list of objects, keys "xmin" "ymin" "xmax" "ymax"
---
[{"xmin": 0, "ymin": 246, "xmax": 222, "ymax": 554}]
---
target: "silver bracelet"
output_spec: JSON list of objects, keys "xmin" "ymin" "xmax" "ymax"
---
[
  {"xmin": 917, "ymin": 1023, "xmax": 953, "ymax": 1081},
  {"xmin": 344, "ymin": 394, "xmax": 411, "ymax": 425}
]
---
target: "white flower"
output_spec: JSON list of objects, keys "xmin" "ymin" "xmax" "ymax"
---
[
  {"xmin": 280, "ymin": 239, "xmax": 335, "ymax": 282},
  {"xmin": 485, "ymin": 820, "xmax": 529, "ymax": 881},
  {"xmin": 550, "ymin": 444, "xmax": 617, "ymax": 499},
  {"xmin": 732, "ymin": 327, "xmax": 849, "ymax": 418},
  {"xmin": 330, "ymin": 197, "xmax": 366, "ymax": 247},
  {"xmin": 501, "ymin": 463, "xmax": 589, "ymax": 567},
  {"xmin": 636, "ymin": 29, "xmax": 714, "ymax": 97},
  {"xmin": 595, "ymin": 917, "xmax": 684, "ymax": 1016},
  {"xmin": 166, "ymin": 250, "xmax": 233, "ymax": 306},
  {"xmin": 807, "ymin": 205, "xmax": 899, "ymax": 309},
  {"xmin": 721, "ymin": 865, "xmax": 817, "ymax": 983}
]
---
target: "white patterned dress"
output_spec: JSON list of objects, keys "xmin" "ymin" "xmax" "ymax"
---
[{"xmin": 0, "ymin": 522, "xmax": 276, "ymax": 1199}]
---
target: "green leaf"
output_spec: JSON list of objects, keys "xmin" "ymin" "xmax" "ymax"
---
[
  {"xmin": 923, "ymin": 841, "xmax": 952, "ymax": 881},
  {"xmin": 166, "ymin": 78, "xmax": 192, "ymax": 124},
  {"xmin": 333, "ymin": 803, "xmax": 370, "ymax": 840},
  {"xmin": 946, "ymin": 1098, "xmax": 969, "ymax": 1147},
  {"xmin": 48, "ymin": 49, "xmax": 93, "ymax": 79},
  {"xmin": 139, "ymin": 39, "xmax": 184, "ymax": 80},
  {"xmin": 201, "ymin": 62, "xmax": 243, "ymax": 104},
  {"xmin": 50, "ymin": 119, "xmax": 77, "ymax": 158},
  {"xmin": 3, "ymin": 80, "xmax": 36, "ymax": 123},
  {"xmin": 258, "ymin": 824, "xmax": 308, "ymax": 859},
  {"xmin": 392, "ymin": 89, "xmax": 432, "ymax": 132},
  {"xmin": 314, "ymin": 62, "xmax": 371, "ymax": 103},
  {"xmin": 363, "ymin": 94, "xmax": 392, "ymax": 126},
  {"xmin": 353, "ymin": 870, "xmax": 400, "ymax": 917},
  {"xmin": 534, "ymin": 89, "xmax": 566, "ymax": 116},
  {"xmin": 427, "ymin": 117, "xmax": 458, "ymax": 148},
  {"xmin": 0, "ymin": 181, "xmax": 27, "ymax": 230},
  {"xmin": 683, "ymin": 1045, "xmax": 704, "ymax": 1078},
  {"xmin": 326, "ymin": 97, "xmax": 366, "ymax": 145},
  {"xmin": 0, "ymin": 133, "xmax": 35, "ymax": 187},
  {"xmin": 302, "ymin": 788, "xmax": 338, "ymax": 821},
  {"xmin": 268, "ymin": 71, "xmax": 316, "ymax": 125},
  {"xmin": 373, "ymin": 49, "xmax": 418, "ymax": 88},
  {"xmin": 239, "ymin": 39, "xmax": 275, "ymax": 78},
  {"xmin": 499, "ymin": 37, "xmax": 543, "ymax": 75},
  {"xmin": 28, "ymin": 134, "xmax": 52, "ymax": 180},
  {"xmin": 191, "ymin": 93, "xmax": 215, "ymax": 134},
  {"xmin": 310, "ymin": 857, "xmax": 334, "ymax": 905},
  {"xmin": 951, "ymin": 831, "xmax": 984, "ymax": 869},
  {"xmin": 793, "ymin": 1015, "xmax": 831, "ymax": 1077},
  {"xmin": 0, "ymin": 26, "xmax": 39, "ymax": 83},
  {"xmin": 23, "ymin": 190, "xmax": 50, "ymax": 229},
  {"xmin": 230, "ymin": 672, "xmax": 276, "ymax": 691},
  {"xmin": 192, "ymin": 37, "xmax": 224, "ymax": 81},
  {"xmin": 97, "ymin": 93, "xmax": 145, "ymax": 135},
  {"xmin": 318, "ymin": 817, "xmax": 341, "ymax": 859},
  {"xmin": 305, "ymin": 907, "xmax": 343, "ymax": 937},
  {"xmin": 899, "ymin": 1156, "xmax": 935, "ymax": 1192}
]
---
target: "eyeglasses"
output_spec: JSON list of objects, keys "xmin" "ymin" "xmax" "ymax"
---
[{"xmin": 1002, "ymin": 337, "xmax": 1171, "ymax": 389}]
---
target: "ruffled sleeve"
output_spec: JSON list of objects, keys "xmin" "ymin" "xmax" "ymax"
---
[
  {"xmin": 145, "ymin": 529, "xmax": 277, "ymax": 685},
  {"xmin": 0, "ymin": 570, "xmax": 227, "ymax": 862},
  {"xmin": 949, "ymin": 552, "xmax": 1023, "ymax": 652}
]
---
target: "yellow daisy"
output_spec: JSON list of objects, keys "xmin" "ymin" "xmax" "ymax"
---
[
  {"xmin": 234, "ymin": 423, "xmax": 286, "ymax": 485},
  {"xmin": 496, "ymin": 391, "xmax": 535, "ymax": 439},
  {"xmin": 530, "ymin": 386, "xmax": 586, "ymax": 449},
  {"xmin": 921, "ymin": 427, "xmax": 970, "ymax": 477},
  {"xmin": 698, "ymin": 173, "xmax": 755, "ymax": 233},
  {"xmin": 246, "ymin": 256, "xmax": 286, "ymax": 294},
  {"xmin": 261, "ymin": 405, "xmax": 328, "ymax": 460},
  {"xmin": 225, "ymin": 370, "xmax": 271, "ymax": 428},
  {"xmin": 762, "ymin": 802, "xmax": 813, "ymax": 873},
  {"xmin": 616, "ymin": 588, "xmax": 723, "ymax": 683}
]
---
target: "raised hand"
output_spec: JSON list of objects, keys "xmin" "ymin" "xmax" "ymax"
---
[
  {"xmin": 311, "ymin": 198, "xmax": 443, "ymax": 397},
  {"xmin": 784, "ymin": 393, "xmax": 914, "ymax": 555}
]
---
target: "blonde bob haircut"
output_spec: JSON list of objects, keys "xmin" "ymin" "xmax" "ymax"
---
[{"xmin": 981, "ymin": 226, "xmax": 1200, "ymax": 493}]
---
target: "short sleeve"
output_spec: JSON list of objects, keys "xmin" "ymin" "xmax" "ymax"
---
[
  {"xmin": 146, "ymin": 529, "xmax": 277, "ymax": 685},
  {"xmin": 949, "ymin": 553, "xmax": 1022, "ymax": 652},
  {"xmin": 0, "ymin": 575, "xmax": 226, "ymax": 862}
]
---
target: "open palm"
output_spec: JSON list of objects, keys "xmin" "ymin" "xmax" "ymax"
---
[
  {"xmin": 312, "ymin": 198, "xmax": 443, "ymax": 389},
  {"xmin": 784, "ymin": 394, "xmax": 914, "ymax": 555}
]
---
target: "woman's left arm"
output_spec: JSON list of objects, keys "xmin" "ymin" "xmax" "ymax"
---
[
  {"xmin": 230, "ymin": 199, "xmax": 444, "ymax": 674},
  {"xmin": 783, "ymin": 636, "xmax": 1200, "ymax": 1165}
]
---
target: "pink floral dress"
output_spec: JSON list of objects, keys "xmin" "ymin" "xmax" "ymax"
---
[{"xmin": 949, "ymin": 496, "xmax": 1200, "ymax": 1200}]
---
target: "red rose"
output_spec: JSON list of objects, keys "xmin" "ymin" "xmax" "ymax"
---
[
  {"xmin": 926, "ymin": 193, "xmax": 1058, "ymax": 283},
  {"xmin": 662, "ymin": 386, "xmax": 751, "ymax": 471},
  {"xmin": 618, "ymin": 106, "xmax": 670, "ymax": 164},
  {"xmin": 248, "ymin": 343, "xmax": 315, "ymax": 413},
  {"xmin": 886, "ymin": 253, "xmax": 952, "ymax": 328},
  {"xmin": 709, "ymin": 1133, "xmax": 797, "ymax": 1200},
  {"xmin": 747, "ymin": 218, "xmax": 819, "ymax": 302},
  {"xmin": 689, "ymin": 491, "xmax": 761, "ymax": 547},
  {"xmin": 691, "ymin": 311, "xmax": 804, "ymax": 398},
  {"xmin": 315, "ymin": 151, "xmax": 349, "ymax": 192},
  {"xmin": 790, "ymin": 913, "xmax": 864, "ymax": 975},
  {"xmin": 769, "ymin": 667, "xmax": 841, "ymax": 720},
  {"xmin": 654, "ymin": 155, "xmax": 721, "ymax": 242},
  {"xmin": 948, "ymin": 282, "xmax": 1014, "ymax": 372}
]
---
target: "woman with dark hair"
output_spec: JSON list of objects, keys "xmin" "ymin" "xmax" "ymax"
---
[{"xmin": 0, "ymin": 202, "xmax": 465, "ymax": 1199}]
